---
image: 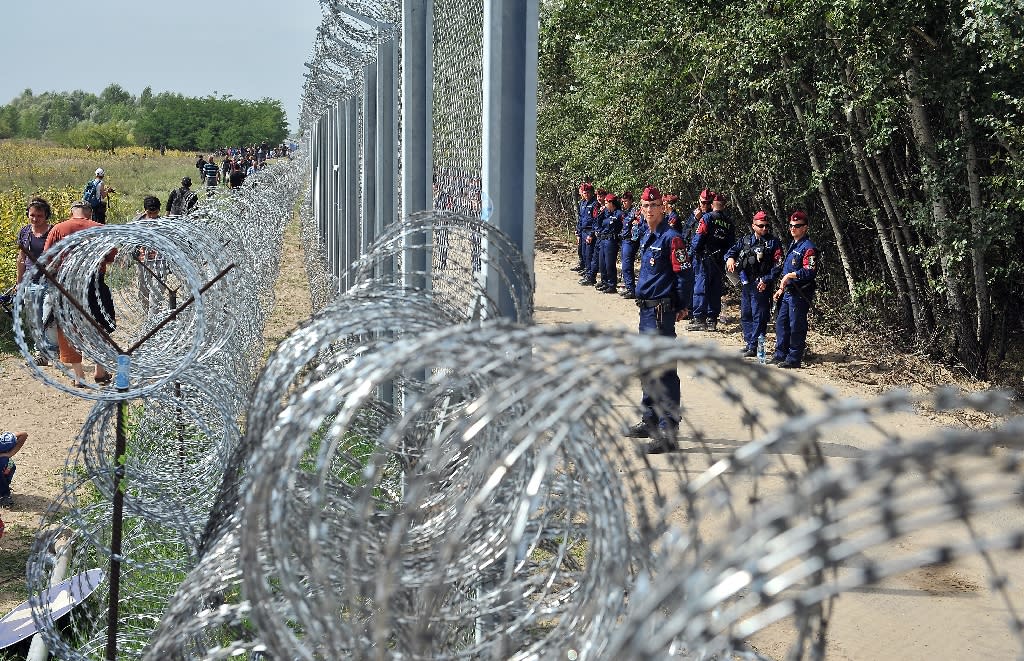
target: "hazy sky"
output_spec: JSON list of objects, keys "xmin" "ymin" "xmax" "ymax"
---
[{"xmin": 0, "ymin": 0, "xmax": 324, "ymax": 132}]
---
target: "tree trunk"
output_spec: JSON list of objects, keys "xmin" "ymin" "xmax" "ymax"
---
[
  {"xmin": 871, "ymin": 150, "xmax": 932, "ymax": 314},
  {"xmin": 852, "ymin": 107, "xmax": 931, "ymax": 338},
  {"xmin": 960, "ymin": 107, "xmax": 992, "ymax": 376},
  {"xmin": 843, "ymin": 107, "xmax": 914, "ymax": 331},
  {"xmin": 905, "ymin": 58, "xmax": 982, "ymax": 373},
  {"xmin": 784, "ymin": 83, "xmax": 858, "ymax": 301}
]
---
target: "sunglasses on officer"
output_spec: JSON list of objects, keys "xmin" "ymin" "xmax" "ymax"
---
[
  {"xmin": 789, "ymin": 222, "xmax": 807, "ymax": 228},
  {"xmin": 753, "ymin": 223, "xmax": 768, "ymax": 228}
]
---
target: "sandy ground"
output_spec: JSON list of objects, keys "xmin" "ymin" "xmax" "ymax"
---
[{"xmin": 0, "ymin": 229, "xmax": 1020, "ymax": 659}]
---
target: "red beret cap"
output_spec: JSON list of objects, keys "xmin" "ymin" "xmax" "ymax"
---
[
  {"xmin": 604, "ymin": 193, "xmax": 617, "ymax": 202},
  {"xmin": 699, "ymin": 188, "xmax": 713, "ymax": 202},
  {"xmin": 580, "ymin": 183, "xmax": 594, "ymax": 193},
  {"xmin": 713, "ymin": 192, "xmax": 726, "ymax": 203},
  {"xmin": 753, "ymin": 210, "xmax": 768, "ymax": 221},
  {"xmin": 789, "ymin": 210, "xmax": 808, "ymax": 223},
  {"xmin": 620, "ymin": 190, "xmax": 633, "ymax": 200},
  {"xmin": 664, "ymin": 193, "xmax": 678, "ymax": 203},
  {"xmin": 641, "ymin": 186, "xmax": 662, "ymax": 201}
]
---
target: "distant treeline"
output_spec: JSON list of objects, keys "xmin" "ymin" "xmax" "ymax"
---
[{"xmin": 0, "ymin": 84, "xmax": 288, "ymax": 152}]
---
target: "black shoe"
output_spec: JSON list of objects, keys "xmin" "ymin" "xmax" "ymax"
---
[
  {"xmin": 742, "ymin": 348, "xmax": 756, "ymax": 358},
  {"xmin": 707, "ymin": 320, "xmax": 718, "ymax": 332},
  {"xmin": 579, "ymin": 278, "xmax": 595, "ymax": 286},
  {"xmin": 621, "ymin": 291, "xmax": 635, "ymax": 299},
  {"xmin": 595, "ymin": 283, "xmax": 609, "ymax": 291},
  {"xmin": 625, "ymin": 421, "xmax": 651, "ymax": 438},
  {"xmin": 644, "ymin": 438, "xmax": 679, "ymax": 454},
  {"xmin": 778, "ymin": 361, "xmax": 802, "ymax": 369},
  {"xmin": 687, "ymin": 319, "xmax": 706, "ymax": 331},
  {"xmin": 603, "ymin": 287, "xmax": 618, "ymax": 294},
  {"xmin": 571, "ymin": 265, "xmax": 584, "ymax": 272},
  {"xmin": 768, "ymin": 356, "xmax": 785, "ymax": 366}
]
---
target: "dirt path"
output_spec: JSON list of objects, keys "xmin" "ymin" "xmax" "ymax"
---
[
  {"xmin": 533, "ymin": 247, "xmax": 1023, "ymax": 660},
  {"xmin": 0, "ymin": 232, "xmax": 1019, "ymax": 660}
]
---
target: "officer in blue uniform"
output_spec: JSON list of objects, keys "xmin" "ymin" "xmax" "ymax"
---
[
  {"xmin": 619, "ymin": 191, "xmax": 642, "ymax": 299},
  {"xmin": 678, "ymin": 189, "xmax": 709, "ymax": 320},
  {"xmin": 596, "ymin": 193, "xmax": 623, "ymax": 293},
  {"xmin": 664, "ymin": 193, "xmax": 680, "ymax": 230},
  {"xmin": 772, "ymin": 210, "xmax": 818, "ymax": 368},
  {"xmin": 724, "ymin": 210, "xmax": 784, "ymax": 357},
  {"xmin": 625, "ymin": 186, "xmax": 690, "ymax": 454},
  {"xmin": 574, "ymin": 183, "xmax": 600, "ymax": 278},
  {"xmin": 689, "ymin": 192, "xmax": 734, "ymax": 331}
]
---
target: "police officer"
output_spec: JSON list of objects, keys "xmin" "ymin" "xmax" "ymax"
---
[
  {"xmin": 689, "ymin": 191, "xmax": 734, "ymax": 331},
  {"xmin": 664, "ymin": 193, "xmax": 680, "ymax": 230},
  {"xmin": 618, "ymin": 191, "xmax": 642, "ymax": 299},
  {"xmin": 596, "ymin": 193, "xmax": 623, "ymax": 293},
  {"xmin": 574, "ymin": 183, "xmax": 600, "ymax": 278},
  {"xmin": 678, "ymin": 189, "xmax": 710, "ymax": 319},
  {"xmin": 625, "ymin": 186, "xmax": 690, "ymax": 454},
  {"xmin": 725, "ymin": 210, "xmax": 783, "ymax": 357},
  {"xmin": 584, "ymin": 187, "xmax": 608, "ymax": 285},
  {"xmin": 771, "ymin": 210, "xmax": 818, "ymax": 368}
]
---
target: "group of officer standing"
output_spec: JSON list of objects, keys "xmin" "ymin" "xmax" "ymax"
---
[{"xmin": 573, "ymin": 182, "xmax": 819, "ymax": 453}]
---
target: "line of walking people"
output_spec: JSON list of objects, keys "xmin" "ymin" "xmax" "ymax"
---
[{"xmin": 573, "ymin": 182, "xmax": 819, "ymax": 370}]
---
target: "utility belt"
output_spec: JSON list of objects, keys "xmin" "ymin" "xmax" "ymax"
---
[
  {"xmin": 635, "ymin": 297, "xmax": 673, "ymax": 309},
  {"xmin": 595, "ymin": 232, "xmax": 615, "ymax": 239}
]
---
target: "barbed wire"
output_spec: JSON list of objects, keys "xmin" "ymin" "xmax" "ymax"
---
[
  {"xmin": 4, "ymin": 1, "xmax": 1023, "ymax": 658},
  {"xmin": 13, "ymin": 158, "xmax": 308, "ymax": 660}
]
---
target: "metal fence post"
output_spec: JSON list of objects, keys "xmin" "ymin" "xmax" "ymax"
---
[
  {"xmin": 346, "ymin": 98, "xmax": 360, "ymax": 277},
  {"xmin": 363, "ymin": 62, "xmax": 378, "ymax": 255},
  {"xmin": 402, "ymin": 0, "xmax": 433, "ymax": 292},
  {"xmin": 482, "ymin": 0, "xmax": 539, "ymax": 319},
  {"xmin": 377, "ymin": 35, "xmax": 397, "ymax": 282}
]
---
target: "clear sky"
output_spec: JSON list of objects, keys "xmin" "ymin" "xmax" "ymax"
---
[{"xmin": 0, "ymin": 0, "xmax": 324, "ymax": 133}]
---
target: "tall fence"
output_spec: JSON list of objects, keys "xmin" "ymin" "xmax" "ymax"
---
[{"xmin": 304, "ymin": 0, "xmax": 537, "ymax": 316}]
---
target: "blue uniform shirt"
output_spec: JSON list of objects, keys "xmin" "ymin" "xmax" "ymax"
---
[
  {"xmin": 597, "ymin": 209, "xmax": 622, "ymax": 237},
  {"xmin": 636, "ymin": 219, "xmax": 689, "ymax": 310},
  {"xmin": 0, "ymin": 432, "xmax": 16, "ymax": 472},
  {"xmin": 578, "ymin": 198, "xmax": 600, "ymax": 235},
  {"xmin": 724, "ymin": 233, "xmax": 784, "ymax": 286},
  {"xmin": 778, "ymin": 235, "xmax": 818, "ymax": 292},
  {"xmin": 620, "ymin": 207, "xmax": 640, "ymax": 240},
  {"xmin": 690, "ymin": 210, "xmax": 734, "ymax": 258}
]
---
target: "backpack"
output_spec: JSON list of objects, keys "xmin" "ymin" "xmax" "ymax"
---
[
  {"xmin": 83, "ymin": 179, "xmax": 102, "ymax": 208},
  {"xmin": 181, "ymin": 188, "xmax": 198, "ymax": 214}
]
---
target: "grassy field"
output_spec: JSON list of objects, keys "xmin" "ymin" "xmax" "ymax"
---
[
  {"xmin": 0, "ymin": 139, "xmax": 203, "ymax": 291},
  {"xmin": 0, "ymin": 139, "xmax": 212, "ymax": 354}
]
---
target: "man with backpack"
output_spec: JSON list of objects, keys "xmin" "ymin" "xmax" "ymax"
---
[
  {"xmin": 166, "ymin": 177, "xmax": 199, "ymax": 216},
  {"xmin": 83, "ymin": 168, "xmax": 115, "ymax": 223}
]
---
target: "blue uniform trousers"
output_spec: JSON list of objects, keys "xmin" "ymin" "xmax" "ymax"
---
[
  {"xmin": 620, "ymin": 240, "xmax": 638, "ymax": 293},
  {"xmin": 692, "ymin": 255, "xmax": 724, "ymax": 321},
  {"xmin": 774, "ymin": 290, "xmax": 812, "ymax": 365},
  {"xmin": 588, "ymin": 237, "xmax": 601, "ymax": 280},
  {"xmin": 598, "ymin": 238, "xmax": 617, "ymax": 286},
  {"xmin": 638, "ymin": 306, "xmax": 680, "ymax": 429},
  {"xmin": 0, "ymin": 461, "xmax": 14, "ymax": 498},
  {"xmin": 581, "ymin": 237, "xmax": 596, "ymax": 280},
  {"xmin": 740, "ymin": 282, "xmax": 773, "ymax": 350}
]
